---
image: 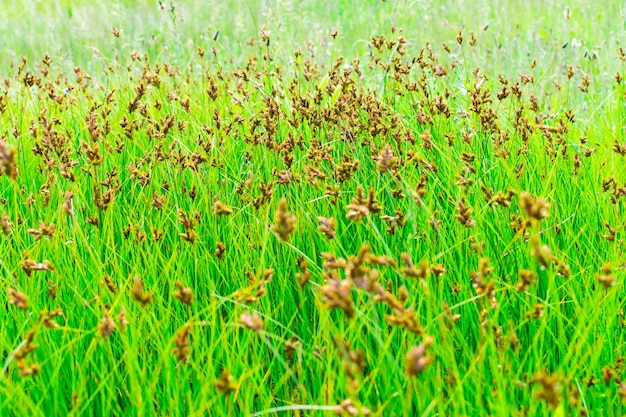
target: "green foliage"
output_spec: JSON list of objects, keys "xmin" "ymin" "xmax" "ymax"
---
[{"xmin": 1, "ymin": 1, "xmax": 626, "ymax": 416}]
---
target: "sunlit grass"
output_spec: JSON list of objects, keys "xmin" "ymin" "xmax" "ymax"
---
[{"xmin": 1, "ymin": 1, "xmax": 626, "ymax": 416}]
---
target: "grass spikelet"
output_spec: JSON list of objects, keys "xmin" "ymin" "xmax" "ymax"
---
[{"xmin": 271, "ymin": 198, "xmax": 296, "ymax": 241}]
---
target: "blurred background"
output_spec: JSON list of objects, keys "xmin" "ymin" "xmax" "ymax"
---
[{"xmin": 1, "ymin": 0, "xmax": 625, "ymax": 76}]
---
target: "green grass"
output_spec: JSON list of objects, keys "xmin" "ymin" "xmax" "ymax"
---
[{"xmin": 1, "ymin": 0, "xmax": 626, "ymax": 415}]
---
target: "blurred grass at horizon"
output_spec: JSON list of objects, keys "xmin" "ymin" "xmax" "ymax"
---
[{"xmin": 1, "ymin": 0, "xmax": 625, "ymax": 78}]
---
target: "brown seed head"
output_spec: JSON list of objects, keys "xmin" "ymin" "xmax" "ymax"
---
[
  {"xmin": 173, "ymin": 323, "xmax": 192, "ymax": 362},
  {"xmin": 374, "ymin": 145, "xmax": 399, "ymax": 173},
  {"xmin": 20, "ymin": 254, "xmax": 54, "ymax": 277},
  {"xmin": 532, "ymin": 372, "xmax": 562, "ymax": 409},
  {"xmin": 238, "ymin": 311, "xmax": 264, "ymax": 332},
  {"xmin": 174, "ymin": 280, "xmax": 193, "ymax": 305},
  {"xmin": 320, "ymin": 273, "xmax": 354, "ymax": 318},
  {"xmin": 131, "ymin": 276, "xmax": 153, "ymax": 306},
  {"xmin": 516, "ymin": 269, "xmax": 536, "ymax": 292},
  {"xmin": 0, "ymin": 140, "xmax": 18, "ymax": 180},
  {"xmin": 8, "ymin": 287, "xmax": 29, "ymax": 310},
  {"xmin": 596, "ymin": 262, "xmax": 615, "ymax": 289},
  {"xmin": 212, "ymin": 200, "xmax": 233, "ymax": 216},
  {"xmin": 1, "ymin": 213, "xmax": 12, "ymax": 235},
  {"xmin": 271, "ymin": 198, "xmax": 296, "ymax": 241},
  {"xmin": 406, "ymin": 335, "xmax": 434, "ymax": 376},
  {"xmin": 215, "ymin": 368, "xmax": 238, "ymax": 395},
  {"xmin": 400, "ymin": 253, "xmax": 429, "ymax": 280},
  {"xmin": 98, "ymin": 311, "xmax": 116, "ymax": 338},
  {"xmin": 41, "ymin": 308, "xmax": 63, "ymax": 328},
  {"xmin": 215, "ymin": 241, "xmax": 226, "ymax": 259},
  {"xmin": 335, "ymin": 398, "xmax": 371, "ymax": 416},
  {"xmin": 317, "ymin": 216, "xmax": 336, "ymax": 239},
  {"xmin": 455, "ymin": 198, "xmax": 476, "ymax": 228},
  {"xmin": 519, "ymin": 192, "xmax": 550, "ymax": 222}
]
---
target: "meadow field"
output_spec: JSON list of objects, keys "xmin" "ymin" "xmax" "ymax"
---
[{"xmin": 2, "ymin": 0, "xmax": 626, "ymax": 415}]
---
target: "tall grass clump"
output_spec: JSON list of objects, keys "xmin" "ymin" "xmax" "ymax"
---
[{"xmin": 1, "ymin": 0, "xmax": 626, "ymax": 415}]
